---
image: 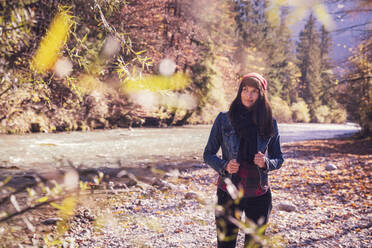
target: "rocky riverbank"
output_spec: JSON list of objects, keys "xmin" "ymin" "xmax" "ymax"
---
[{"xmin": 1, "ymin": 138, "xmax": 371, "ymax": 247}]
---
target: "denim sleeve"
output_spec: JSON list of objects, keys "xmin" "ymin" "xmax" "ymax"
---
[
  {"xmin": 203, "ymin": 113, "xmax": 229, "ymax": 175},
  {"xmin": 264, "ymin": 119, "xmax": 284, "ymax": 172}
]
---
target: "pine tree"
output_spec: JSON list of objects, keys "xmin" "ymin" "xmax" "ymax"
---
[
  {"xmin": 343, "ymin": 36, "xmax": 372, "ymax": 136},
  {"xmin": 234, "ymin": 0, "xmax": 262, "ymax": 48},
  {"xmin": 265, "ymin": 7, "xmax": 299, "ymax": 103},
  {"xmin": 296, "ymin": 14, "xmax": 322, "ymax": 121},
  {"xmin": 261, "ymin": 10, "xmax": 285, "ymax": 98},
  {"xmin": 183, "ymin": 0, "xmax": 240, "ymax": 122},
  {"xmin": 319, "ymin": 25, "xmax": 338, "ymax": 108}
]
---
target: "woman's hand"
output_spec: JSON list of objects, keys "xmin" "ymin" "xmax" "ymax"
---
[
  {"xmin": 226, "ymin": 159, "xmax": 240, "ymax": 174},
  {"xmin": 254, "ymin": 152, "xmax": 267, "ymax": 169}
]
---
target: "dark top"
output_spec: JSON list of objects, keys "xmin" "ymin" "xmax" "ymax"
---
[
  {"xmin": 203, "ymin": 111, "xmax": 284, "ymax": 197},
  {"xmin": 222, "ymin": 106, "xmax": 264, "ymax": 197},
  {"xmin": 233, "ymin": 106, "xmax": 258, "ymax": 163}
]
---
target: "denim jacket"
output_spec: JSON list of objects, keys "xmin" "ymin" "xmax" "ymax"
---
[{"xmin": 203, "ymin": 112, "xmax": 284, "ymax": 191}]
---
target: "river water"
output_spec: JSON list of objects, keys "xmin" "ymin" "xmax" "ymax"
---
[{"xmin": 0, "ymin": 123, "xmax": 360, "ymax": 170}]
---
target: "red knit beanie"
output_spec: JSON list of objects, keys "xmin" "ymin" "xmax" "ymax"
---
[{"xmin": 242, "ymin": 73, "xmax": 268, "ymax": 91}]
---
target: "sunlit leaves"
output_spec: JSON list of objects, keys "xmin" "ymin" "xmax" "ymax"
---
[
  {"xmin": 0, "ymin": 176, "xmax": 11, "ymax": 188},
  {"xmin": 120, "ymin": 72, "xmax": 197, "ymax": 111},
  {"xmin": 80, "ymin": 180, "xmax": 89, "ymax": 191},
  {"xmin": 44, "ymin": 236, "xmax": 63, "ymax": 247},
  {"xmin": 75, "ymin": 74, "xmax": 108, "ymax": 94},
  {"xmin": 241, "ymin": 47, "xmax": 266, "ymax": 73},
  {"xmin": 349, "ymin": 38, "xmax": 372, "ymax": 73},
  {"xmin": 122, "ymin": 73, "xmax": 190, "ymax": 93},
  {"xmin": 313, "ymin": 3, "xmax": 334, "ymax": 31},
  {"xmin": 285, "ymin": 4, "xmax": 309, "ymax": 25},
  {"xmin": 31, "ymin": 7, "xmax": 74, "ymax": 74},
  {"xmin": 0, "ymin": 1, "xmax": 35, "ymax": 62},
  {"xmin": 267, "ymin": 0, "xmax": 335, "ymax": 31},
  {"xmin": 0, "ymin": 168, "xmax": 108, "ymax": 245},
  {"xmin": 50, "ymin": 196, "xmax": 77, "ymax": 220},
  {"xmin": 344, "ymin": 35, "xmax": 372, "ymax": 135},
  {"xmin": 93, "ymin": 171, "xmax": 104, "ymax": 185},
  {"xmin": 35, "ymin": 196, "xmax": 49, "ymax": 203},
  {"xmin": 47, "ymin": 195, "xmax": 78, "ymax": 243},
  {"xmin": 266, "ymin": 0, "xmax": 283, "ymax": 27}
]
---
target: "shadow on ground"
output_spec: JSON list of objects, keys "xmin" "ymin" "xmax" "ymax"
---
[{"xmin": 283, "ymin": 137, "xmax": 372, "ymax": 160}]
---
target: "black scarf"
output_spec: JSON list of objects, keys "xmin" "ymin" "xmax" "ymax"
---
[{"xmin": 232, "ymin": 105, "xmax": 258, "ymax": 163}]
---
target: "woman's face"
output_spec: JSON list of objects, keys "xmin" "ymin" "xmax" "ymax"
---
[{"xmin": 240, "ymin": 86, "xmax": 259, "ymax": 108}]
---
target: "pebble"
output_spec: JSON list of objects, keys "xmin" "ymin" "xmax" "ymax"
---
[
  {"xmin": 184, "ymin": 192, "xmax": 198, "ymax": 200},
  {"xmin": 32, "ymin": 143, "xmax": 369, "ymax": 248},
  {"xmin": 41, "ymin": 217, "xmax": 62, "ymax": 225},
  {"xmin": 325, "ymin": 163, "xmax": 338, "ymax": 171},
  {"xmin": 278, "ymin": 203, "xmax": 297, "ymax": 212}
]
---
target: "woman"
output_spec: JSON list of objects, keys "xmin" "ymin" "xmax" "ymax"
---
[{"xmin": 203, "ymin": 73, "xmax": 284, "ymax": 248}]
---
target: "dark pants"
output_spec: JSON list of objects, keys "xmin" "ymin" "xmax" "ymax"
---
[{"xmin": 216, "ymin": 188, "xmax": 272, "ymax": 248}]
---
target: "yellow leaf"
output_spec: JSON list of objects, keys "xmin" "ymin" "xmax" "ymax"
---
[
  {"xmin": 31, "ymin": 7, "xmax": 74, "ymax": 74},
  {"xmin": 80, "ymin": 181, "xmax": 89, "ymax": 190},
  {"xmin": 50, "ymin": 202, "xmax": 62, "ymax": 210},
  {"xmin": 35, "ymin": 196, "xmax": 49, "ymax": 203},
  {"xmin": 50, "ymin": 196, "xmax": 77, "ymax": 219},
  {"xmin": 122, "ymin": 73, "xmax": 191, "ymax": 93},
  {"xmin": 0, "ymin": 176, "xmax": 12, "ymax": 187},
  {"xmin": 81, "ymin": 33, "xmax": 88, "ymax": 43}
]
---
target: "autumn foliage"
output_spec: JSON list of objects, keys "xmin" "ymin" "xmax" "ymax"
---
[{"xmin": 0, "ymin": 0, "xmax": 370, "ymax": 135}]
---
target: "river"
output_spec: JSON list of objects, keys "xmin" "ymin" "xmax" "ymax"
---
[{"xmin": 0, "ymin": 123, "xmax": 360, "ymax": 170}]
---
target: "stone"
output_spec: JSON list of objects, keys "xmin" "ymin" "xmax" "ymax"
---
[
  {"xmin": 185, "ymin": 192, "xmax": 198, "ymax": 200},
  {"xmin": 179, "ymin": 175, "xmax": 192, "ymax": 180},
  {"xmin": 41, "ymin": 217, "xmax": 63, "ymax": 225},
  {"xmin": 122, "ymin": 178, "xmax": 137, "ymax": 187},
  {"xmin": 192, "ymin": 164, "xmax": 206, "ymax": 169},
  {"xmin": 278, "ymin": 203, "xmax": 296, "ymax": 212},
  {"xmin": 151, "ymin": 177, "xmax": 165, "ymax": 187},
  {"xmin": 165, "ymin": 169, "xmax": 180, "ymax": 178},
  {"xmin": 325, "ymin": 164, "xmax": 338, "ymax": 171}
]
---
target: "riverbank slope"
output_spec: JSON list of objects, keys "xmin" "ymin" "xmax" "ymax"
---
[{"xmin": 0, "ymin": 137, "xmax": 371, "ymax": 247}]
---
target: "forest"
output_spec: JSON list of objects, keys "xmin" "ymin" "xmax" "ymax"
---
[
  {"xmin": 0, "ymin": 1, "xmax": 371, "ymax": 247},
  {"xmin": 1, "ymin": 0, "xmax": 371, "ymax": 136}
]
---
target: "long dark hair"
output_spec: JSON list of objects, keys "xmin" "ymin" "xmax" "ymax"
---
[{"xmin": 228, "ymin": 77, "xmax": 274, "ymax": 138}]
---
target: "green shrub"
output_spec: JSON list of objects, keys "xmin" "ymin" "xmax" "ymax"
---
[
  {"xmin": 314, "ymin": 105, "xmax": 331, "ymax": 123},
  {"xmin": 291, "ymin": 100, "xmax": 310, "ymax": 123},
  {"xmin": 188, "ymin": 65, "xmax": 229, "ymax": 124},
  {"xmin": 314, "ymin": 105, "xmax": 347, "ymax": 123},
  {"xmin": 270, "ymin": 96, "xmax": 292, "ymax": 123},
  {"xmin": 329, "ymin": 107, "xmax": 347, "ymax": 124}
]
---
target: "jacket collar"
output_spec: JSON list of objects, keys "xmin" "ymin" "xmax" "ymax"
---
[{"xmin": 224, "ymin": 113, "xmax": 271, "ymax": 153}]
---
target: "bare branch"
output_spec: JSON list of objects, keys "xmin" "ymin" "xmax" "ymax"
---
[
  {"xmin": 330, "ymin": 8, "xmax": 372, "ymax": 15},
  {"xmin": 0, "ymin": 193, "xmax": 74, "ymax": 223},
  {"xmin": 331, "ymin": 22, "xmax": 372, "ymax": 33},
  {"xmin": 0, "ymin": 86, "xmax": 12, "ymax": 98},
  {"xmin": 338, "ymin": 75, "xmax": 372, "ymax": 84}
]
